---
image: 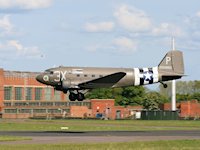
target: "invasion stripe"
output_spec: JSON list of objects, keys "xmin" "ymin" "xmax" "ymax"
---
[
  {"xmin": 134, "ymin": 68, "xmax": 140, "ymax": 86},
  {"xmin": 139, "ymin": 68, "xmax": 144, "ymax": 85},
  {"xmin": 143, "ymin": 68, "xmax": 149, "ymax": 85},
  {"xmin": 149, "ymin": 68, "xmax": 153, "ymax": 84},
  {"xmin": 153, "ymin": 67, "xmax": 159, "ymax": 83}
]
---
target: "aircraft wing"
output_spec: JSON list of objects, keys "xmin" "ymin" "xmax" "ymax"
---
[{"xmin": 78, "ymin": 72, "xmax": 126, "ymax": 89}]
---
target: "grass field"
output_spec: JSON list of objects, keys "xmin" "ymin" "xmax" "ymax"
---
[
  {"xmin": 0, "ymin": 119, "xmax": 200, "ymax": 149},
  {"xmin": 0, "ymin": 136, "xmax": 31, "ymax": 142},
  {"xmin": 0, "ymin": 140, "xmax": 200, "ymax": 150},
  {"xmin": 0, "ymin": 119, "xmax": 200, "ymax": 131}
]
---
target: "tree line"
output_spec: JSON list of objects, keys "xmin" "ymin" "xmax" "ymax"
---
[
  {"xmin": 159, "ymin": 80, "xmax": 200, "ymax": 102},
  {"xmin": 86, "ymin": 80, "xmax": 200, "ymax": 110}
]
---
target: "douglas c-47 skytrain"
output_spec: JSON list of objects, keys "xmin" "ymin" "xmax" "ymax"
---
[{"xmin": 36, "ymin": 50, "xmax": 184, "ymax": 101}]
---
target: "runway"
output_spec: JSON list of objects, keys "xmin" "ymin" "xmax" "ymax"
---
[{"xmin": 0, "ymin": 130, "xmax": 200, "ymax": 145}]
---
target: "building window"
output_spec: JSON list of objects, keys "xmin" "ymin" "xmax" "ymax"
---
[
  {"xmin": 4, "ymin": 102, "xmax": 11, "ymax": 106},
  {"xmin": 45, "ymin": 87, "xmax": 52, "ymax": 100},
  {"xmin": 4, "ymin": 109, "xmax": 17, "ymax": 113},
  {"xmin": 15, "ymin": 87, "xmax": 22, "ymax": 100},
  {"xmin": 26, "ymin": 87, "xmax": 32, "ymax": 100},
  {"xmin": 33, "ymin": 109, "xmax": 46, "ymax": 113},
  {"xmin": 20, "ymin": 109, "xmax": 32, "ymax": 113},
  {"xmin": 54, "ymin": 90, "xmax": 61, "ymax": 100},
  {"xmin": 35, "ymin": 88, "xmax": 42, "ymax": 100},
  {"xmin": 4, "ymin": 86, "xmax": 12, "ymax": 100},
  {"xmin": 48, "ymin": 109, "xmax": 61, "ymax": 113}
]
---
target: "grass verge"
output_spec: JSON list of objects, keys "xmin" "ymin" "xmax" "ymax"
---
[
  {"xmin": 0, "ymin": 139, "xmax": 200, "ymax": 150},
  {"xmin": 0, "ymin": 119, "xmax": 200, "ymax": 131},
  {"xmin": 0, "ymin": 136, "xmax": 31, "ymax": 142}
]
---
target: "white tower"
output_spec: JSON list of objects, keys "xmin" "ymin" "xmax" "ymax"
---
[{"xmin": 171, "ymin": 38, "xmax": 176, "ymax": 111}]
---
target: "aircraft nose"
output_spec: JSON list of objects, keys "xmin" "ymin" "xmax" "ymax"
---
[{"xmin": 36, "ymin": 74, "xmax": 43, "ymax": 83}]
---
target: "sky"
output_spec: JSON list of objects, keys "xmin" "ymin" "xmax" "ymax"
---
[{"xmin": 0, "ymin": 0, "xmax": 199, "ymax": 84}]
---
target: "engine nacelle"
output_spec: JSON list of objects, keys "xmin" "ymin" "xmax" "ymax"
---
[{"xmin": 62, "ymin": 79, "xmax": 71, "ymax": 90}]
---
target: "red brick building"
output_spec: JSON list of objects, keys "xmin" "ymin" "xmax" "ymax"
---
[{"xmin": 161, "ymin": 100, "xmax": 200, "ymax": 119}]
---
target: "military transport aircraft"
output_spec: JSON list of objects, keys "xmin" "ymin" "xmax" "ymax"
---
[{"xmin": 36, "ymin": 50, "xmax": 184, "ymax": 101}]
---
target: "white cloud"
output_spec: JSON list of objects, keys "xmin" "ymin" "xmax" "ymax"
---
[
  {"xmin": 152, "ymin": 23, "xmax": 184, "ymax": 37},
  {"xmin": 0, "ymin": 15, "xmax": 14, "ymax": 34},
  {"xmin": 0, "ymin": 40, "xmax": 43, "ymax": 58},
  {"xmin": 196, "ymin": 11, "xmax": 200, "ymax": 17},
  {"xmin": 0, "ymin": 0, "xmax": 53, "ymax": 10},
  {"xmin": 114, "ymin": 4, "xmax": 152, "ymax": 32},
  {"xmin": 112, "ymin": 37, "xmax": 138, "ymax": 53},
  {"xmin": 84, "ymin": 21, "xmax": 114, "ymax": 32}
]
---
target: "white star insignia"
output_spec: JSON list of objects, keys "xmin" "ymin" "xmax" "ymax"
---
[{"xmin": 143, "ymin": 71, "xmax": 153, "ymax": 81}]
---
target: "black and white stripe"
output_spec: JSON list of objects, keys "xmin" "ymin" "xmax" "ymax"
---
[{"xmin": 134, "ymin": 67, "xmax": 158, "ymax": 86}]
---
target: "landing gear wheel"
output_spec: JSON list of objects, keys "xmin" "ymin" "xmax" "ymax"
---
[
  {"xmin": 77, "ymin": 93, "xmax": 85, "ymax": 101},
  {"xmin": 69, "ymin": 93, "xmax": 77, "ymax": 101},
  {"xmin": 160, "ymin": 82, "xmax": 168, "ymax": 88},
  {"xmin": 163, "ymin": 84, "xmax": 168, "ymax": 88}
]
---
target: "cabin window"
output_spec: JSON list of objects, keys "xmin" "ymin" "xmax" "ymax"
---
[
  {"xmin": 92, "ymin": 75, "xmax": 95, "ymax": 77},
  {"xmin": 84, "ymin": 75, "xmax": 87, "ymax": 77},
  {"xmin": 99, "ymin": 75, "xmax": 103, "ymax": 78},
  {"xmin": 77, "ymin": 74, "xmax": 80, "ymax": 77}
]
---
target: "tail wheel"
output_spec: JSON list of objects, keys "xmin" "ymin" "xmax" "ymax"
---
[
  {"xmin": 69, "ymin": 92, "xmax": 77, "ymax": 101},
  {"xmin": 77, "ymin": 93, "xmax": 85, "ymax": 101}
]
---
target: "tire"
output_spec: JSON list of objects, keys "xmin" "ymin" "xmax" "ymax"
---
[
  {"xmin": 77, "ymin": 93, "xmax": 85, "ymax": 101},
  {"xmin": 69, "ymin": 93, "xmax": 77, "ymax": 101},
  {"xmin": 164, "ymin": 84, "xmax": 168, "ymax": 88}
]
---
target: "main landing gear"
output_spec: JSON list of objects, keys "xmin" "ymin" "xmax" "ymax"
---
[{"xmin": 69, "ymin": 92, "xmax": 85, "ymax": 101}]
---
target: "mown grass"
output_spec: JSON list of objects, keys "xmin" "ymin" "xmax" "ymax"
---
[
  {"xmin": 0, "ymin": 139, "xmax": 200, "ymax": 150},
  {"xmin": 0, "ymin": 119, "xmax": 200, "ymax": 131},
  {"xmin": 0, "ymin": 136, "xmax": 31, "ymax": 142}
]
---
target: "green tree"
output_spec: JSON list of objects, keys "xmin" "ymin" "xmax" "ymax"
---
[
  {"xmin": 159, "ymin": 80, "xmax": 200, "ymax": 99},
  {"xmin": 120, "ymin": 86, "xmax": 146, "ymax": 106},
  {"xmin": 189, "ymin": 93, "xmax": 200, "ymax": 101},
  {"xmin": 86, "ymin": 88, "xmax": 113, "ymax": 99},
  {"xmin": 86, "ymin": 86, "xmax": 146, "ymax": 106},
  {"xmin": 176, "ymin": 93, "xmax": 190, "ymax": 102},
  {"xmin": 142, "ymin": 92, "xmax": 168, "ymax": 110}
]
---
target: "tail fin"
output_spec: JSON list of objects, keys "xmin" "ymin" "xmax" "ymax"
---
[{"xmin": 158, "ymin": 50, "xmax": 184, "ymax": 76}]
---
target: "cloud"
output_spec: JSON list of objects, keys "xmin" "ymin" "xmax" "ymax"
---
[
  {"xmin": 84, "ymin": 21, "xmax": 115, "ymax": 32},
  {"xmin": 196, "ymin": 11, "xmax": 200, "ymax": 17},
  {"xmin": 114, "ymin": 4, "xmax": 152, "ymax": 32},
  {"xmin": 0, "ymin": 15, "xmax": 14, "ymax": 35},
  {"xmin": 0, "ymin": 40, "xmax": 44, "ymax": 58},
  {"xmin": 112, "ymin": 36, "xmax": 138, "ymax": 53},
  {"xmin": 86, "ymin": 37, "xmax": 138, "ymax": 54},
  {"xmin": 152, "ymin": 23, "xmax": 184, "ymax": 37},
  {"xmin": 0, "ymin": 0, "xmax": 53, "ymax": 10}
]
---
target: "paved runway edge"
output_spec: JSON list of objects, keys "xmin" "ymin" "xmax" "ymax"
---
[
  {"xmin": 1, "ymin": 130, "xmax": 200, "ymax": 145},
  {"xmin": 0, "ymin": 130, "xmax": 200, "ymax": 137}
]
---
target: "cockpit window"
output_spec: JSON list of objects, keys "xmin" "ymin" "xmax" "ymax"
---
[{"xmin": 44, "ymin": 70, "xmax": 54, "ymax": 74}]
